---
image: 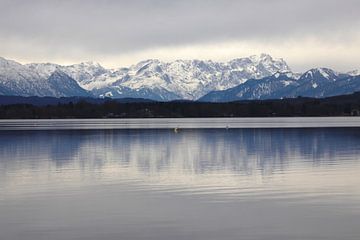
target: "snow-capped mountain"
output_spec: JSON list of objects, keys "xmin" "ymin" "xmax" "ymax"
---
[
  {"xmin": 199, "ymin": 68, "xmax": 360, "ymax": 102},
  {"xmin": 47, "ymin": 70, "xmax": 91, "ymax": 97},
  {"xmin": 26, "ymin": 61, "xmax": 108, "ymax": 87},
  {"xmin": 1, "ymin": 55, "xmax": 359, "ymax": 102},
  {"xmin": 0, "ymin": 57, "xmax": 49, "ymax": 96},
  {"xmin": 25, "ymin": 54, "xmax": 291, "ymax": 101},
  {"xmin": 283, "ymin": 68, "xmax": 349, "ymax": 98},
  {"xmin": 88, "ymin": 54, "xmax": 291, "ymax": 100},
  {"xmin": 0, "ymin": 57, "xmax": 89, "ymax": 97},
  {"xmin": 199, "ymin": 72, "xmax": 298, "ymax": 102}
]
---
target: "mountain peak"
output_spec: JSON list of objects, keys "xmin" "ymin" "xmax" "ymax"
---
[
  {"xmin": 259, "ymin": 53, "xmax": 272, "ymax": 60},
  {"xmin": 134, "ymin": 59, "xmax": 161, "ymax": 67},
  {"xmin": 230, "ymin": 54, "xmax": 288, "ymax": 66},
  {"xmin": 248, "ymin": 53, "xmax": 274, "ymax": 63},
  {"xmin": 0, "ymin": 56, "xmax": 23, "ymax": 68},
  {"xmin": 302, "ymin": 68, "xmax": 338, "ymax": 81},
  {"xmin": 77, "ymin": 61, "xmax": 103, "ymax": 68}
]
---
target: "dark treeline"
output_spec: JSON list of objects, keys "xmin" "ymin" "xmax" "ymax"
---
[{"xmin": 1, "ymin": 92, "xmax": 360, "ymax": 119}]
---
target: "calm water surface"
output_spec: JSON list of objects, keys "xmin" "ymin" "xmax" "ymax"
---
[{"xmin": 0, "ymin": 126, "xmax": 360, "ymax": 239}]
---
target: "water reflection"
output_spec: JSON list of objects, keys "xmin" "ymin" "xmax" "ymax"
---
[
  {"xmin": 1, "ymin": 128, "xmax": 360, "ymax": 240},
  {"xmin": 1, "ymin": 128, "xmax": 360, "ymax": 201}
]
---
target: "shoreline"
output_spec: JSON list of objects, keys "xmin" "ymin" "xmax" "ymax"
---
[{"xmin": 1, "ymin": 117, "xmax": 360, "ymax": 130}]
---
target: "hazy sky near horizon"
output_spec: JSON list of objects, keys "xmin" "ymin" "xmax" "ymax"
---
[{"xmin": 0, "ymin": 0, "xmax": 359, "ymax": 72}]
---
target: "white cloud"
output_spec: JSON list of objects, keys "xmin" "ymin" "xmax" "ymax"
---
[
  {"xmin": 3, "ymin": 35, "xmax": 359, "ymax": 73},
  {"xmin": 0, "ymin": 0, "xmax": 359, "ymax": 72}
]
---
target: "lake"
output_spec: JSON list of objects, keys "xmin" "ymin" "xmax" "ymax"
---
[
  {"xmin": 0, "ymin": 119, "xmax": 360, "ymax": 240},
  {"xmin": 1, "ymin": 117, "xmax": 360, "ymax": 130}
]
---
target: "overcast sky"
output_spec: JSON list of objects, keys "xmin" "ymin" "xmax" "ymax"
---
[{"xmin": 0, "ymin": 0, "xmax": 359, "ymax": 72}]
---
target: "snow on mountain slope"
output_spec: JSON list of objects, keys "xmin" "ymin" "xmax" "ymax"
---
[
  {"xmin": 0, "ymin": 57, "xmax": 52, "ymax": 96},
  {"xmin": 26, "ymin": 54, "xmax": 290, "ymax": 101},
  {"xmin": 47, "ymin": 70, "xmax": 90, "ymax": 97},
  {"xmin": 27, "ymin": 61, "xmax": 108, "ymax": 87},
  {"xmin": 26, "ymin": 62, "xmax": 61, "ymax": 79},
  {"xmin": 2, "ymin": 55, "xmax": 359, "ymax": 101},
  {"xmin": 82, "ymin": 68, "xmax": 128, "ymax": 90},
  {"xmin": 61, "ymin": 62, "xmax": 108, "ymax": 86},
  {"xmin": 300, "ymin": 68, "xmax": 340, "ymax": 82},
  {"xmin": 200, "ymin": 68, "xmax": 359, "ymax": 102},
  {"xmin": 283, "ymin": 68, "xmax": 349, "ymax": 98},
  {"xmin": 85, "ymin": 54, "xmax": 292, "ymax": 100},
  {"xmin": 199, "ymin": 72, "xmax": 298, "ymax": 102},
  {"xmin": 0, "ymin": 57, "xmax": 90, "ymax": 97}
]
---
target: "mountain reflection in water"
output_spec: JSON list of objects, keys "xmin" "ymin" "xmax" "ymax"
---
[
  {"xmin": 1, "ymin": 128, "xmax": 359, "ymax": 200},
  {"xmin": 1, "ymin": 128, "xmax": 360, "ymax": 240}
]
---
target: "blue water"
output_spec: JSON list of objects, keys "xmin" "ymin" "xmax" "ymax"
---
[{"xmin": 1, "ymin": 127, "xmax": 360, "ymax": 240}]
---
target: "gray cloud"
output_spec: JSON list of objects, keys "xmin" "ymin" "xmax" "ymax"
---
[{"xmin": 0, "ymin": 0, "xmax": 359, "ymax": 71}]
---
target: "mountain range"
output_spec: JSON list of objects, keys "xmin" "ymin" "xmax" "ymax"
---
[
  {"xmin": 0, "ymin": 54, "xmax": 359, "ymax": 102},
  {"xmin": 199, "ymin": 69, "xmax": 360, "ymax": 102}
]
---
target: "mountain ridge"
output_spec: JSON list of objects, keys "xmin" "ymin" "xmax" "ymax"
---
[
  {"xmin": 199, "ymin": 68, "xmax": 360, "ymax": 102},
  {"xmin": 21, "ymin": 54, "xmax": 292, "ymax": 100},
  {"xmin": 0, "ymin": 55, "xmax": 359, "ymax": 102}
]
